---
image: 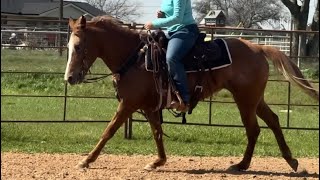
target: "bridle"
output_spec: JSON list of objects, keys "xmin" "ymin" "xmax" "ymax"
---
[
  {"xmin": 71, "ymin": 32, "xmax": 113, "ymax": 84},
  {"xmin": 81, "ymin": 47, "xmax": 113, "ymax": 84}
]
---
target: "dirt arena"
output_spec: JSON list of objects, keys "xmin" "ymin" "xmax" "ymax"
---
[{"xmin": 1, "ymin": 152, "xmax": 319, "ymax": 180}]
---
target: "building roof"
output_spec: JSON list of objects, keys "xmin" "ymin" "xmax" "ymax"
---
[
  {"xmin": 204, "ymin": 10, "xmax": 225, "ymax": 19},
  {"xmin": 21, "ymin": 3, "xmax": 62, "ymax": 15},
  {"xmin": 199, "ymin": 10, "xmax": 225, "ymax": 25},
  {"xmin": 1, "ymin": 0, "xmax": 105, "ymax": 17},
  {"xmin": 70, "ymin": 2, "xmax": 105, "ymax": 16}
]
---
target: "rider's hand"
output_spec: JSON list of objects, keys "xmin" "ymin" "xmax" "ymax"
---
[
  {"xmin": 144, "ymin": 21, "xmax": 154, "ymax": 30},
  {"xmin": 157, "ymin": 10, "xmax": 165, "ymax": 18}
]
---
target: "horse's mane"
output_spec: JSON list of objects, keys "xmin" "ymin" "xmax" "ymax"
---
[
  {"xmin": 91, "ymin": 15, "xmax": 123, "ymax": 25},
  {"xmin": 88, "ymin": 15, "xmax": 138, "ymax": 36}
]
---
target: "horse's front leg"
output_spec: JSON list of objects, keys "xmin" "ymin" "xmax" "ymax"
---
[
  {"xmin": 77, "ymin": 102, "xmax": 135, "ymax": 169},
  {"xmin": 144, "ymin": 110, "xmax": 167, "ymax": 171}
]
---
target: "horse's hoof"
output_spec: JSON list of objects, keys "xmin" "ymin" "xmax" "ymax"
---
[
  {"xmin": 287, "ymin": 158, "xmax": 299, "ymax": 172},
  {"xmin": 297, "ymin": 167, "xmax": 308, "ymax": 175},
  {"xmin": 76, "ymin": 161, "xmax": 89, "ymax": 169},
  {"xmin": 227, "ymin": 163, "xmax": 248, "ymax": 171},
  {"xmin": 144, "ymin": 163, "xmax": 156, "ymax": 171}
]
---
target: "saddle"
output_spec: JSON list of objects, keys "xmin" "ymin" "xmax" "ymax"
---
[
  {"xmin": 146, "ymin": 30, "xmax": 232, "ymax": 73},
  {"xmin": 141, "ymin": 29, "xmax": 232, "ymax": 122}
]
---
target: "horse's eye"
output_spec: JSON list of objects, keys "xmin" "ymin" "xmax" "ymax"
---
[{"xmin": 74, "ymin": 45, "xmax": 80, "ymax": 52}]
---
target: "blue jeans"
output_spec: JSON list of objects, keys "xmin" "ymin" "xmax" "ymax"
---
[{"xmin": 166, "ymin": 24, "xmax": 199, "ymax": 104}]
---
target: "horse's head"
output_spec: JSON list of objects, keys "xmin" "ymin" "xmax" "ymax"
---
[{"xmin": 64, "ymin": 15, "xmax": 98, "ymax": 85}]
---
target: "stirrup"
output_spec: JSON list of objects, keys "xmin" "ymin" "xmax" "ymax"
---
[
  {"xmin": 169, "ymin": 101, "xmax": 180, "ymax": 109},
  {"xmin": 176, "ymin": 103, "xmax": 189, "ymax": 113},
  {"xmin": 170, "ymin": 101, "xmax": 189, "ymax": 112}
]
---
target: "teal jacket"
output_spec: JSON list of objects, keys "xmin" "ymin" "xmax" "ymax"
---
[{"xmin": 152, "ymin": 0, "xmax": 196, "ymax": 32}]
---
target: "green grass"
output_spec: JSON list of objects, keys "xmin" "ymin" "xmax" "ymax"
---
[
  {"xmin": 1, "ymin": 96, "xmax": 318, "ymax": 129},
  {"xmin": 1, "ymin": 49, "xmax": 107, "ymax": 73},
  {"xmin": 1, "ymin": 49, "xmax": 67, "ymax": 72},
  {"xmin": 1, "ymin": 123, "xmax": 318, "ymax": 158},
  {"xmin": 1, "ymin": 49, "xmax": 319, "ymax": 158}
]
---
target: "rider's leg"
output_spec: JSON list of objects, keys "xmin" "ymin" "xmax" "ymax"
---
[{"xmin": 166, "ymin": 25, "xmax": 199, "ymax": 109}]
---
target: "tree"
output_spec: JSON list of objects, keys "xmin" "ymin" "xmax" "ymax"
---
[
  {"xmin": 229, "ymin": 0, "xmax": 283, "ymax": 28},
  {"xmin": 306, "ymin": 1, "xmax": 319, "ymax": 56},
  {"xmin": 85, "ymin": 0, "xmax": 141, "ymax": 22},
  {"xmin": 193, "ymin": 0, "xmax": 232, "ymax": 23},
  {"xmin": 280, "ymin": 0, "xmax": 312, "ymax": 57},
  {"xmin": 193, "ymin": 0, "xmax": 283, "ymax": 28}
]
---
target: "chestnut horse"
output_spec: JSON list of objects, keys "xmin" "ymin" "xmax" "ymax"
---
[{"xmin": 64, "ymin": 16, "xmax": 318, "ymax": 171}]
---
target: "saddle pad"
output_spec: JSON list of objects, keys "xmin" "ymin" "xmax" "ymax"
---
[
  {"xmin": 185, "ymin": 38, "xmax": 232, "ymax": 73},
  {"xmin": 145, "ymin": 38, "xmax": 232, "ymax": 73}
]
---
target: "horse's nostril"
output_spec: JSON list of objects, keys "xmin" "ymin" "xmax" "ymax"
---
[{"xmin": 67, "ymin": 76, "xmax": 73, "ymax": 83}]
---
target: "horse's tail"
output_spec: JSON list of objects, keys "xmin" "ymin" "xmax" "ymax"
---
[{"xmin": 261, "ymin": 45, "xmax": 319, "ymax": 101}]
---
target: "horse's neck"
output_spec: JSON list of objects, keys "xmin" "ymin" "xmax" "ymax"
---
[{"xmin": 99, "ymin": 30, "xmax": 140, "ymax": 73}]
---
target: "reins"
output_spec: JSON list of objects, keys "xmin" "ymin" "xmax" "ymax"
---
[{"xmin": 83, "ymin": 74, "xmax": 113, "ymax": 83}]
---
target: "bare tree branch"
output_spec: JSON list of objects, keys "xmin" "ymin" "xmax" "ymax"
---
[
  {"xmin": 281, "ymin": 0, "xmax": 300, "ymax": 14},
  {"xmin": 307, "ymin": 0, "xmax": 319, "ymax": 56},
  {"xmin": 85, "ymin": 0, "xmax": 141, "ymax": 22},
  {"xmin": 193, "ymin": 0, "xmax": 283, "ymax": 28},
  {"xmin": 311, "ymin": 0, "xmax": 319, "ymax": 31},
  {"xmin": 280, "ymin": 0, "xmax": 313, "ymax": 56}
]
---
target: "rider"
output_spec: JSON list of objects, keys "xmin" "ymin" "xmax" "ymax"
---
[{"xmin": 144, "ymin": 0, "xmax": 200, "ymax": 112}]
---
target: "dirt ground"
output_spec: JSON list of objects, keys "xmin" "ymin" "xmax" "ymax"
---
[{"xmin": 1, "ymin": 153, "xmax": 319, "ymax": 180}]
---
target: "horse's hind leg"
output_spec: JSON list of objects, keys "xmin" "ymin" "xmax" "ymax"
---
[
  {"xmin": 256, "ymin": 99, "xmax": 298, "ymax": 171},
  {"xmin": 76, "ymin": 102, "xmax": 135, "ymax": 169},
  {"xmin": 143, "ymin": 110, "xmax": 167, "ymax": 171},
  {"xmin": 229, "ymin": 99, "xmax": 261, "ymax": 171}
]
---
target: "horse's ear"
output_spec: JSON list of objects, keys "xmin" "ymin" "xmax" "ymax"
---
[
  {"xmin": 69, "ymin": 18, "xmax": 76, "ymax": 29},
  {"xmin": 79, "ymin": 15, "xmax": 86, "ymax": 29}
]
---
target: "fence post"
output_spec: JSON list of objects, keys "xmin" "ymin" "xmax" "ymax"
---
[
  {"xmin": 62, "ymin": 25, "xmax": 70, "ymax": 121},
  {"xmin": 128, "ymin": 116, "xmax": 132, "ymax": 138},
  {"xmin": 209, "ymin": 96, "xmax": 213, "ymax": 125},
  {"xmin": 124, "ymin": 119, "xmax": 128, "ymax": 138},
  {"xmin": 63, "ymin": 82, "xmax": 68, "ymax": 121},
  {"xmin": 297, "ymin": 33, "xmax": 301, "ymax": 67},
  {"xmin": 289, "ymin": 32, "xmax": 293, "ymax": 58},
  {"xmin": 124, "ymin": 116, "xmax": 132, "ymax": 139},
  {"xmin": 59, "ymin": 0, "xmax": 63, "ymax": 56},
  {"xmin": 286, "ymin": 81, "xmax": 291, "ymax": 128}
]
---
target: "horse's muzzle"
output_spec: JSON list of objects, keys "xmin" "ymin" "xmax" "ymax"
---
[
  {"xmin": 67, "ymin": 76, "xmax": 77, "ymax": 85},
  {"xmin": 67, "ymin": 75, "xmax": 83, "ymax": 85}
]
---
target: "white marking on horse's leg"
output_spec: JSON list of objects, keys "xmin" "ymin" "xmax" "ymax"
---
[{"xmin": 64, "ymin": 33, "xmax": 75, "ymax": 81}]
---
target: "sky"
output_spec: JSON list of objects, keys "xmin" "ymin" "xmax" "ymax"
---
[{"xmin": 70, "ymin": 0, "xmax": 317, "ymax": 24}]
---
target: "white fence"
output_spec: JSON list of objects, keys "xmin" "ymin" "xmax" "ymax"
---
[
  {"xmin": 1, "ymin": 29, "xmax": 68, "ymax": 49},
  {"xmin": 1, "ymin": 28, "xmax": 291, "ymax": 56},
  {"xmin": 204, "ymin": 34, "xmax": 291, "ymax": 56}
]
